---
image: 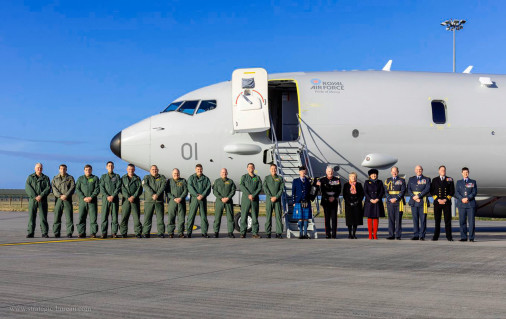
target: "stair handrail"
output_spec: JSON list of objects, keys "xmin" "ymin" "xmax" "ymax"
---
[{"xmin": 296, "ymin": 113, "xmax": 321, "ymax": 216}]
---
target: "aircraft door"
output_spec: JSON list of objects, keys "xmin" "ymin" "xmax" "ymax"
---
[{"xmin": 232, "ymin": 68, "xmax": 270, "ymax": 132}]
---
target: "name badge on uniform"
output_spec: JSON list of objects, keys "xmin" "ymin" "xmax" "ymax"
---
[
  {"xmin": 111, "ymin": 177, "xmax": 117, "ymax": 182},
  {"xmin": 88, "ymin": 178, "xmax": 94, "ymax": 183},
  {"xmin": 274, "ymin": 178, "xmax": 280, "ymax": 182},
  {"xmin": 225, "ymin": 181, "xmax": 230, "ymax": 185},
  {"xmin": 177, "ymin": 182, "xmax": 183, "ymax": 187}
]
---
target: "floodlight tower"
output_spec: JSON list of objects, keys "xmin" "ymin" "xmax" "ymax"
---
[{"xmin": 441, "ymin": 19, "xmax": 466, "ymax": 72}]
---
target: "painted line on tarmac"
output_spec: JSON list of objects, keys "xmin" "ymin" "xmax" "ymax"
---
[{"xmin": 0, "ymin": 238, "xmax": 113, "ymax": 246}]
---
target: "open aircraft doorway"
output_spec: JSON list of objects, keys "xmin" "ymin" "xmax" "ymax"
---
[{"xmin": 268, "ymin": 80, "xmax": 300, "ymax": 142}]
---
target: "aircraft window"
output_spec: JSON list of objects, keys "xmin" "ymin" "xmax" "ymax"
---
[
  {"xmin": 431, "ymin": 100, "xmax": 447, "ymax": 124},
  {"xmin": 163, "ymin": 101, "xmax": 183, "ymax": 112},
  {"xmin": 177, "ymin": 100, "xmax": 200, "ymax": 115},
  {"xmin": 196, "ymin": 100, "xmax": 217, "ymax": 114}
]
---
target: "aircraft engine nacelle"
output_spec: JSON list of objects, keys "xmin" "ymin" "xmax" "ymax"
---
[{"xmin": 476, "ymin": 197, "xmax": 506, "ymax": 218}]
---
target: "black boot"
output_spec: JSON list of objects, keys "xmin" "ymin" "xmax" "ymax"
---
[{"xmin": 353, "ymin": 225, "xmax": 358, "ymax": 239}]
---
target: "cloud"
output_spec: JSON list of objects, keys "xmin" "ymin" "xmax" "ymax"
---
[
  {"xmin": 0, "ymin": 135, "xmax": 85, "ymax": 145},
  {"xmin": 0, "ymin": 149, "xmax": 110, "ymax": 162}
]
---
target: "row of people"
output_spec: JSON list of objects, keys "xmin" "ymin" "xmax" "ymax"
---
[
  {"xmin": 25, "ymin": 162, "xmax": 478, "ymax": 241},
  {"xmin": 25, "ymin": 162, "xmax": 284, "ymax": 239},
  {"xmin": 317, "ymin": 165, "xmax": 477, "ymax": 242}
]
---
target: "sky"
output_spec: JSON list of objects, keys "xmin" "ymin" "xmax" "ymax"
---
[{"xmin": 1, "ymin": 0, "xmax": 505, "ymax": 188}]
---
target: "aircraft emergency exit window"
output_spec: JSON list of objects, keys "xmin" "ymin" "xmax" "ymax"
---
[
  {"xmin": 163, "ymin": 101, "xmax": 183, "ymax": 112},
  {"xmin": 431, "ymin": 100, "xmax": 447, "ymax": 124},
  {"xmin": 177, "ymin": 100, "xmax": 199, "ymax": 115},
  {"xmin": 196, "ymin": 100, "xmax": 217, "ymax": 114}
]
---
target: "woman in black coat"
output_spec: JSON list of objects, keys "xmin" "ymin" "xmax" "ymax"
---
[
  {"xmin": 343, "ymin": 172, "xmax": 364, "ymax": 239},
  {"xmin": 363, "ymin": 169, "xmax": 385, "ymax": 240}
]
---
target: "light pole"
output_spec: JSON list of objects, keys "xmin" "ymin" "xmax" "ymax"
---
[{"xmin": 441, "ymin": 19, "xmax": 466, "ymax": 72}]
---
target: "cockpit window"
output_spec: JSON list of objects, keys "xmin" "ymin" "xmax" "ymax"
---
[
  {"xmin": 163, "ymin": 101, "xmax": 183, "ymax": 113},
  {"xmin": 177, "ymin": 100, "xmax": 200, "ymax": 115},
  {"xmin": 196, "ymin": 100, "xmax": 217, "ymax": 114}
]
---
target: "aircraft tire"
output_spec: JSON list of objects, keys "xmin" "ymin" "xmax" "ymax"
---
[{"xmin": 234, "ymin": 212, "xmax": 252, "ymax": 232}]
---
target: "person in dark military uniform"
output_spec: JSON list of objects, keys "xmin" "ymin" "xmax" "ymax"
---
[
  {"xmin": 263, "ymin": 164, "xmax": 284, "ymax": 239},
  {"xmin": 343, "ymin": 172, "xmax": 364, "ymax": 239},
  {"xmin": 76, "ymin": 164, "xmax": 100, "ymax": 238},
  {"xmin": 51, "ymin": 164, "xmax": 75, "ymax": 238},
  {"xmin": 454, "ymin": 167, "xmax": 478, "ymax": 242},
  {"xmin": 316, "ymin": 166, "xmax": 341, "ymax": 239},
  {"xmin": 166, "ymin": 168, "xmax": 188, "ymax": 238},
  {"xmin": 407, "ymin": 165, "xmax": 431, "ymax": 240},
  {"xmin": 213, "ymin": 168, "xmax": 236, "ymax": 238},
  {"xmin": 363, "ymin": 169, "xmax": 385, "ymax": 240},
  {"xmin": 384, "ymin": 166, "xmax": 406, "ymax": 240},
  {"xmin": 187, "ymin": 164, "xmax": 212, "ymax": 238},
  {"xmin": 100, "ymin": 161, "xmax": 121, "ymax": 238},
  {"xmin": 430, "ymin": 165, "xmax": 455, "ymax": 241},
  {"xmin": 239, "ymin": 163, "xmax": 263, "ymax": 238},
  {"xmin": 292, "ymin": 166, "xmax": 313, "ymax": 239},
  {"xmin": 25, "ymin": 163, "xmax": 51, "ymax": 238},
  {"xmin": 142, "ymin": 165, "xmax": 167, "ymax": 238},
  {"xmin": 119, "ymin": 164, "xmax": 143, "ymax": 238}
]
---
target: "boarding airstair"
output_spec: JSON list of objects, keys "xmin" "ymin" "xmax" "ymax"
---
[{"xmin": 269, "ymin": 115, "xmax": 319, "ymax": 239}]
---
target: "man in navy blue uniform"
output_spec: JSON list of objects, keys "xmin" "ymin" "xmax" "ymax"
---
[
  {"xmin": 292, "ymin": 166, "xmax": 313, "ymax": 239},
  {"xmin": 430, "ymin": 165, "xmax": 455, "ymax": 241},
  {"xmin": 454, "ymin": 167, "xmax": 478, "ymax": 242},
  {"xmin": 384, "ymin": 166, "xmax": 406, "ymax": 240},
  {"xmin": 407, "ymin": 165, "xmax": 431, "ymax": 240}
]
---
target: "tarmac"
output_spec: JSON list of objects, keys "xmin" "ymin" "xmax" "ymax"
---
[{"xmin": 1, "ymin": 210, "xmax": 506, "ymax": 319}]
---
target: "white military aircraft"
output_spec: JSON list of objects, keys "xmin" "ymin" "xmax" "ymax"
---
[{"xmin": 110, "ymin": 67, "xmax": 506, "ymax": 217}]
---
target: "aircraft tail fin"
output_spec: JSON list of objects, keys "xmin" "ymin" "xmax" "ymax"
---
[
  {"xmin": 463, "ymin": 65, "xmax": 473, "ymax": 74},
  {"xmin": 382, "ymin": 60, "xmax": 393, "ymax": 71}
]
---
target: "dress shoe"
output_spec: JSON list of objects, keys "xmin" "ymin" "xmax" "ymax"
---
[
  {"xmin": 214, "ymin": 233, "xmax": 219, "ymax": 238},
  {"xmin": 470, "ymin": 239, "xmax": 475, "ymax": 242},
  {"xmin": 459, "ymin": 239, "xmax": 467, "ymax": 242},
  {"xmin": 411, "ymin": 236, "xmax": 419, "ymax": 240},
  {"xmin": 326, "ymin": 235, "xmax": 331, "ymax": 239},
  {"xmin": 240, "ymin": 234, "xmax": 246, "ymax": 238},
  {"xmin": 78, "ymin": 233, "xmax": 85, "ymax": 238},
  {"xmin": 136, "ymin": 234, "xmax": 142, "ymax": 238},
  {"xmin": 276, "ymin": 234, "xmax": 282, "ymax": 239},
  {"xmin": 305, "ymin": 235, "xmax": 311, "ymax": 239},
  {"xmin": 67, "ymin": 234, "xmax": 73, "ymax": 238},
  {"xmin": 266, "ymin": 234, "xmax": 271, "ymax": 238},
  {"xmin": 54, "ymin": 234, "xmax": 61, "ymax": 238},
  {"xmin": 158, "ymin": 234, "xmax": 165, "ymax": 238},
  {"xmin": 386, "ymin": 236, "xmax": 395, "ymax": 240},
  {"xmin": 121, "ymin": 234, "xmax": 127, "ymax": 238},
  {"xmin": 101, "ymin": 235, "xmax": 107, "ymax": 239},
  {"xmin": 431, "ymin": 237, "xmax": 438, "ymax": 241},
  {"xmin": 168, "ymin": 234, "xmax": 174, "ymax": 238},
  {"xmin": 228, "ymin": 233, "xmax": 235, "ymax": 238},
  {"xmin": 90, "ymin": 234, "xmax": 96, "ymax": 238},
  {"xmin": 112, "ymin": 234, "xmax": 118, "ymax": 238},
  {"xmin": 420, "ymin": 238, "xmax": 425, "ymax": 241},
  {"xmin": 178, "ymin": 233, "xmax": 185, "ymax": 238},
  {"xmin": 348, "ymin": 234, "xmax": 353, "ymax": 239},
  {"xmin": 447, "ymin": 238, "xmax": 454, "ymax": 241},
  {"xmin": 42, "ymin": 234, "xmax": 49, "ymax": 238},
  {"xmin": 202, "ymin": 234, "xmax": 210, "ymax": 238},
  {"xmin": 396, "ymin": 237, "xmax": 401, "ymax": 240},
  {"xmin": 187, "ymin": 234, "xmax": 192, "ymax": 238},
  {"xmin": 252, "ymin": 234, "xmax": 261, "ymax": 239},
  {"xmin": 26, "ymin": 234, "xmax": 34, "ymax": 238},
  {"xmin": 299, "ymin": 235, "xmax": 304, "ymax": 239},
  {"xmin": 353, "ymin": 235, "xmax": 358, "ymax": 239},
  {"xmin": 143, "ymin": 234, "xmax": 150, "ymax": 238}
]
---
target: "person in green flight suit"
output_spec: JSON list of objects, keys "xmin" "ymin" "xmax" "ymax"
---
[
  {"xmin": 51, "ymin": 164, "xmax": 75, "ymax": 238},
  {"xmin": 187, "ymin": 164, "xmax": 211, "ymax": 238},
  {"xmin": 100, "ymin": 161, "xmax": 121, "ymax": 238},
  {"xmin": 212, "ymin": 168, "xmax": 237, "ymax": 238},
  {"xmin": 119, "ymin": 163, "xmax": 143, "ymax": 238},
  {"xmin": 142, "ymin": 165, "xmax": 167, "ymax": 238},
  {"xmin": 239, "ymin": 163, "xmax": 263, "ymax": 238},
  {"xmin": 263, "ymin": 163, "xmax": 285, "ymax": 239},
  {"xmin": 25, "ymin": 163, "xmax": 51, "ymax": 238},
  {"xmin": 76, "ymin": 164, "xmax": 100, "ymax": 238},
  {"xmin": 166, "ymin": 168, "xmax": 188, "ymax": 238}
]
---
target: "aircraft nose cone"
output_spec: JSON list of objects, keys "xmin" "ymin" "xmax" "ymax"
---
[{"xmin": 110, "ymin": 131, "xmax": 121, "ymax": 159}]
